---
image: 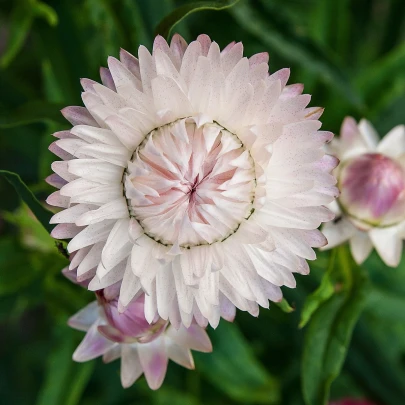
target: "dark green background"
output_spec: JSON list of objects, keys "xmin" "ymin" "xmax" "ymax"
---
[{"xmin": 1, "ymin": 0, "xmax": 405, "ymax": 404}]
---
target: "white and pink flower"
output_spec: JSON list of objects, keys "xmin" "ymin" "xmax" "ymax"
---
[
  {"xmin": 322, "ymin": 117, "xmax": 405, "ymax": 266},
  {"xmin": 48, "ymin": 34, "xmax": 338, "ymax": 328},
  {"xmin": 69, "ymin": 288, "xmax": 213, "ymax": 389}
]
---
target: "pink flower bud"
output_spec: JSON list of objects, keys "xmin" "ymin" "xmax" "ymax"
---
[
  {"xmin": 339, "ymin": 153, "xmax": 405, "ymax": 226},
  {"xmin": 96, "ymin": 291, "xmax": 167, "ymax": 343}
]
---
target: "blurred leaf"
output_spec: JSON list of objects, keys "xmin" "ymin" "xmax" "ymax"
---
[
  {"xmin": 366, "ymin": 286, "xmax": 405, "ymax": 323},
  {"xmin": 276, "ymin": 298, "xmax": 295, "ymax": 313},
  {"xmin": 230, "ymin": 0, "xmax": 363, "ymax": 109},
  {"xmin": 42, "ymin": 60, "xmax": 65, "ymax": 103},
  {"xmin": 0, "ymin": 170, "xmax": 53, "ymax": 233},
  {"xmin": 194, "ymin": 321, "xmax": 280, "ymax": 404},
  {"xmin": 3, "ymin": 203, "xmax": 55, "ymax": 252},
  {"xmin": 301, "ymin": 246, "xmax": 370, "ymax": 405},
  {"xmin": 64, "ymin": 362, "xmax": 95, "ymax": 405},
  {"xmin": 0, "ymin": 0, "xmax": 58, "ymax": 68},
  {"xmin": 35, "ymin": 330, "xmax": 75, "ymax": 405},
  {"xmin": 153, "ymin": 388, "xmax": 199, "ymax": 405},
  {"xmin": 36, "ymin": 328, "xmax": 93, "ymax": 405},
  {"xmin": 347, "ymin": 320, "xmax": 405, "ymax": 405},
  {"xmin": 155, "ymin": 0, "xmax": 240, "ymax": 39},
  {"xmin": 32, "ymin": 0, "xmax": 58, "ymax": 26},
  {"xmin": 299, "ymin": 249, "xmax": 337, "ymax": 328},
  {"xmin": 0, "ymin": 100, "xmax": 66, "ymax": 128},
  {"xmin": 356, "ymin": 40, "xmax": 405, "ymax": 102},
  {"xmin": 0, "ymin": 237, "xmax": 37, "ymax": 296}
]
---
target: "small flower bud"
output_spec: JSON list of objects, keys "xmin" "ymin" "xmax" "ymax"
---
[
  {"xmin": 96, "ymin": 291, "xmax": 167, "ymax": 343},
  {"xmin": 339, "ymin": 153, "xmax": 405, "ymax": 226}
]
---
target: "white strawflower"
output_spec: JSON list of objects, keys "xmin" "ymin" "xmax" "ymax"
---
[
  {"xmin": 47, "ymin": 34, "xmax": 337, "ymax": 328},
  {"xmin": 322, "ymin": 117, "xmax": 405, "ymax": 266},
  {"xmin": 69, "ymin": 288, "xmax": 212, "ymax": 389}
]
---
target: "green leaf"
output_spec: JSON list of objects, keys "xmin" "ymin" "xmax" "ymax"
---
[
  {"xmin": 32, "ymin": 0, "xmax": 58, "ymax": 27},
  {"xmin": 153, "ymin": 388, "xmax": 199, "ymax": 405},
  {"xmin": 0, "ymin": 237, "xmax": 37, "ymax": 296},
  {"xmin": 64, "ymin": 362, "xmax": 94, "ymax": 405},
  {"xmin": 0, "ymin": 170, "xmax": 53, "ymax": 233},
  {"xmin": 0, "ymin": 0, "xmax": 58, "ymax": 68},
  {"xmin": 356, "ymin": 40, "xmax": 405, "ymax": 101},
  {"xmin": 299, "ymin": 250, "xmax": 337, "ymax": 328},
  {"xmin": 301, "ymin": 246, "xmax": 370, "ymax": 405},
  {"xmin": 155, "ymin": 0, "xmax": 240, "ymax": 39},
  {"xmin": 230, "ymin": 1, "xmax": 363, "ymax": 109},
  {"xmin": 366, "ymin": 286, "xmax": 405, "ymax": 323},
  {"xmin": 3, "ymin": 203, "xmax": 55, "ymax": 252},
  {"xmin": 0, "ymin": 100, "xmax": 66, "ymax": 128},
  {"xmin": 275, "ymin": 298, "xmax": 295, "ymax": 313},
  {"xmin": 36, "ymin": 328, "xmax": 93, "ymax": 405},
  {"xmin": 194, "ymin": 321, "xmax": 280, "ymax": 404}
]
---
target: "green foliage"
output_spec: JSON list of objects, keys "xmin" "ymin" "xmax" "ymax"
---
[
  {"xmin": 1, "ymin": 0, "xmax": 405, "ymax": 404},
  {"xmin": 0, "ymin": 170, "xmax": 53, "ymax": 233},
  {"xmin": 0, "ymin": 0, "xmax": 58, "ymax": 68},
  {"xmin": 299, "ymin": 250, "xmax": 337, "ymax": 328},
  {"xmin": 301, "ymin": 247, "xmax": 370, "ymax": 405},
  {"xmin": 0, "ymin": 101, "xmax": 67, "ymax": 129},
  {"xmin": 155, "ymin": 0, "xmax": 240, "ymax": 39},
  {"xmin": 230, "ymin": 0, "xmax": 364, "ymax": 110},
  {"xmin": 195, "ymin": 321, "xmax": 280, "ymax": 404}
]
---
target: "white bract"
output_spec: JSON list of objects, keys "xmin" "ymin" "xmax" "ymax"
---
[
  {"xmin": 48, "ymin": 34, "xmax": 337, "ymax": 327},
  {"xmin": 322, "ymin": 117, "xmax": 405, "ymax": 267}
]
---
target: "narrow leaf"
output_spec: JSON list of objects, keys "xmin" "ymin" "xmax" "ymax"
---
[
  {"xmin": 301, "ymin": 246, "xmax": 370, "ymax": 405},
  {"xmin": 0, "ymin": 101, "xmax": 66, "ymax": 129},
  {"xmin": 0, "ymin": 170, "xmax": 53, "ymax": 233},
  {"xmin": 275, "ymin": 298, "xmax": 295, "ymax": 313},
  {"xmin": 1, "ymin": 0, "xmax": 58, "ymax": 68},
  {"xmin": 155, "ymin": 0, "xmax": 240, "ymax": 39},
  {"xmin": 299, "ymin": 250, "xmax": 337, "ymax": 328}
]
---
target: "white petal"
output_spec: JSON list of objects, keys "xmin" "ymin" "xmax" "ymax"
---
[
  {"xmin": 68, "ymin": 301, "xmax": 99, "ymax": 331},
  {"xmin": 377, "ymin": 125, "xmax": 405, "ymax": 158},
  {"xmin": 369, "ymin": 226, "xmax": 402, "ymax": 267},
  {"xmin": 349, "ymin": 231, "xmax": 373, "ymax": 264},
  {"xmin": 120, "ymin": 345, "xmax": 143, "ymax": 388},
  {"xmin": 137, "ymin": 338, "xmax": 168, "ymax": 390}
]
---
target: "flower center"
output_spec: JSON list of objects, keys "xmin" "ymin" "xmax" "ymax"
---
[
  {"xmin": 339, "ymin": 153, "xmax": 405, "ymax": 226},
  {"xmin": 124, "ymin": 118, "xmax": 256, "ymax": 248}
]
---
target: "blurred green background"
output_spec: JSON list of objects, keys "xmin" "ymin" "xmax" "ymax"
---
[{"xmin": 1, "ymin": 0, "xmax": 405, "ymax": 404}]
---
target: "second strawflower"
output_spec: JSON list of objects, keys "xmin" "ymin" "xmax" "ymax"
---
[{"xmin": 47, "ymin": 34, "xmax": 338, "ymax": 327}]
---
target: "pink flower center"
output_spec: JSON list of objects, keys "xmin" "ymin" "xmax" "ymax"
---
[
  {"xmin": 98, "ymin": 292, "xmax": 167, "ymax": 343},
  {"xmin": 124, "ymin": 119, "xmax": 256, "ymax": 247},
  {"xmin": 339, "ymin": 153, "xmax": 405, "ymax": 225}
]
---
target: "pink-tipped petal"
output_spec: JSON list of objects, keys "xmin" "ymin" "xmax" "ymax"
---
[{"xmin": 137, "ymin": 338, "xmax": 168, "ymax": 390}]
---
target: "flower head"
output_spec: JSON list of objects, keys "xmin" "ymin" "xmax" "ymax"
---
[
  {"xmin": 322, "ymin": 117, "xmax": 405, "ymax": 266},
  {"xmin": 48, "ymin": 34, "xmax": 337, "ymax": 327},
  {"xmin": 69, "ymin": 289, "xmax": 212, "ymax": 389}
]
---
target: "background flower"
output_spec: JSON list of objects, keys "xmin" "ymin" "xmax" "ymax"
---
[
  {"xmin": 322, "ymin": 117, "xmax": 405, "ymax": 266},
  {"xmin": 69, "ymin": 291, "xmax": 213, "ymax": 389}
]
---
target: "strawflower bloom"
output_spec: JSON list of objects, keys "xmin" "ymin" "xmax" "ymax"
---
[
  {"xmin": 322, "ymin": 117, "xmax": 405, "ymax": 266},
  {"xmin": 48, "ymin": 34, "xmax": 338, "ymax": 327},
  {"xmin": 68, "ymin": 283, "xmax": 214, "ymax": 389}
]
